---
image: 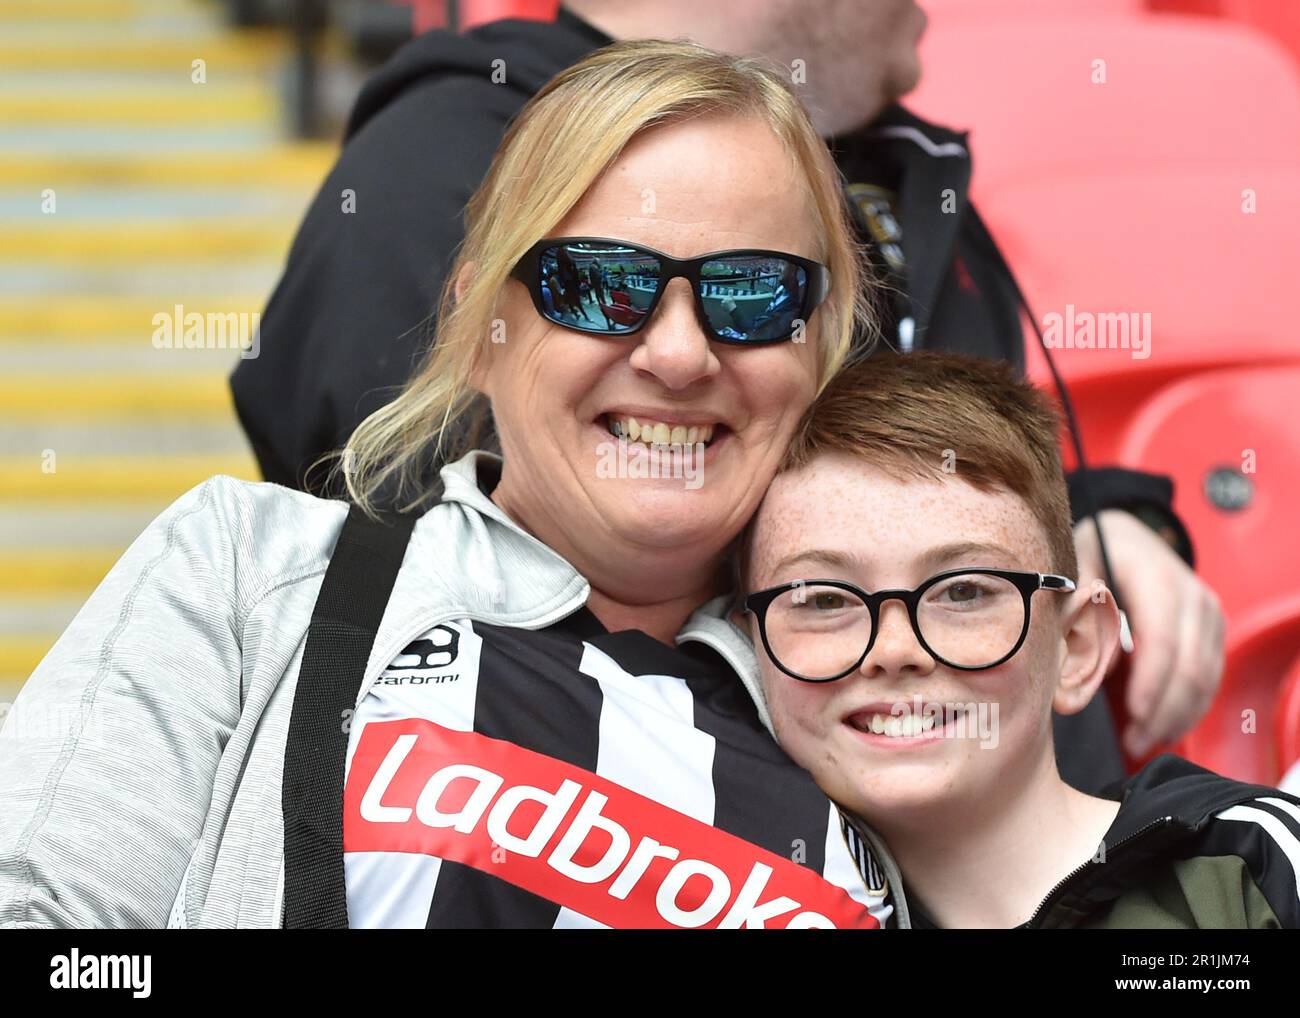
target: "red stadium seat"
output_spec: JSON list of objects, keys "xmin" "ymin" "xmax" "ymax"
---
[
  {"xmin": 601, "ymin": 291, "xmax": 648, "ymax": 327},
  {"xmin": 395, "ymin": 0, "xmax": 450, "ymax": 34},
  {"xmin": 1151, "ymin": 0, "xmax": 1300, "ymax": 70},
  {"xmin": 989, "ymin": 167, "xmax": 1300, "ymax": 463},
  {"xmin": 1275, "ymin": 652, "xmax": 1300, "ymax": 779},
  {"xmin": 907, "ymin": 15, "xmax": 1300, "ymax": 194},
  {"xmin": 924, "ymin": 0, "xmax": 1140, "ymax": 15},
  {"xmin": 458, "ymin": 0, "xmax": 560, "ymax": 32},
  {"xmin": 1175, "ymin": 594, "xmax": 1300, "ymax": 784},
  {"xmin": 1101, "ymin": 367, "xmax": 1300, "ymax": 782},
  {"xmin": 1116, "ymin": 365, "xmax": 1300, "ymax": 624}
]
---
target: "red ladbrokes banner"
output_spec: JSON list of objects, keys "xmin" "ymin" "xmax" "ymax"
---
[{"xmin": 345, "ymin": 718, "xmax": 880, "ymax": 929}]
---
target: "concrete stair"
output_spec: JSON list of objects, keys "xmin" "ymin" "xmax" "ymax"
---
[{"xmin": 0, "ymin": 0, "xmax": 338, "ymax": 701}]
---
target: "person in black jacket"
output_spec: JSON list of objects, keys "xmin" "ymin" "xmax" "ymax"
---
[{"xmin": 229, "ymin": 0, "xmax": 1224, "ymax": 794}]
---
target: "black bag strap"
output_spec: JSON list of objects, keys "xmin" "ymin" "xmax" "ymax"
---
[{"xmin": 281, "ymin": 502, "xmax": 417, "ymax": 928}]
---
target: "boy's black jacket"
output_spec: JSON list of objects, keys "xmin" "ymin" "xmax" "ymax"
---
[
  {"xmin": 894, "ymin": 754, "xmax": 1300, "ymax": 929},
  {"xmin": 228, "ymin": 5, "xmax": 1195, "ymax": 793}
]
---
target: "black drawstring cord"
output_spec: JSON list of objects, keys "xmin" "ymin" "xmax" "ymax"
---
[{"xmin": 966, "ymin": 215, "xmax": 1134, "ymax": 653}]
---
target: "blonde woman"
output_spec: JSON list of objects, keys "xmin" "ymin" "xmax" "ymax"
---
[{"xmin": 0, "ymin": 41, "xmax": 895, "ymax": 929}]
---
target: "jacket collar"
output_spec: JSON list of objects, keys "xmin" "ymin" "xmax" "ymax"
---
[
  {"xmin": 904, "ymin": 754, "xmax": 1286, "ymax": 929},
  {"xmin": 1101, "ymin": 753, "xmax": 1280, "ymax": 841},
  {"xmin": 840, "ymin": 104, "xmax": 972, "ymax": 347},
  {"xmin": 404, "ymin": 448, "xmax": 591, "ymax": 619},
  {"xmin": 372, "ymin": 450, "xmax": 774, "ymax": 732},
  {"xmin": 1026, "ymin": 755, "xmax": 1290, "ymax": 928},
  {"xmin": 344, "ymin": 3, "xmax": 612, "ymax": 141}
]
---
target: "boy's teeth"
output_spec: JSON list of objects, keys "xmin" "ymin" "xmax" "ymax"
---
[
  {"xmin": 858, "ymin": 712, "xmax": 940, "ymax": 738},
  {"xmin": 607, "ymin": 415, "xmax": 716, "ymax": 447}
]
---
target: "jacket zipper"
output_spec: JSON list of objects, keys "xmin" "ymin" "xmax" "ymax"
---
[{"xmin": 1023, "ymin": 815, "xmax": 1175, "ymax": 927}]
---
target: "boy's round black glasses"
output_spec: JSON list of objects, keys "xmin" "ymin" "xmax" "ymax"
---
[
  {"xmin": 744, "ymin": 568, "xmax": 1078, "ymax": 682},
  {"xmin": 508, "ymin": 236, "xmax": 831, "ymax": 345}
]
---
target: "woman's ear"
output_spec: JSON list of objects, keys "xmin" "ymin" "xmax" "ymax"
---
[
  {"xmin": 454, "ymin": 261, "xmax": 493, "ymax": 396},
  {"xmin": 468, "ymin": 347, "xmax": 489, "ymax": 396},
  {"xmin": 1053, "ymin": 580, "xmax": 1123, "ymax": 716},
  {"xmin": 453, "ymin": 259, "xmax": 475, "ymax": 306}
]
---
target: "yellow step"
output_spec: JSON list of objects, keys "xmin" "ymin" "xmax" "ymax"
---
[
  {"xmin": 0, "ymin": 455, "xmax": 260, "ymax": 501},
  {"xmin": 0, "ymin": 674, "xmax": 30, "ymax": 705},
  {"xmin": 0, "ymin": 146, "xmax": 334, "ymax": 189},
  {"xmin": 0, "ymin": 296, "xmax": 266, "ymax": 342},
  {"xmin": 0, "ymin": 551, "xmax": 119, "ymax": 597},
  {"xmin": 2, "ymin": 0, "xmax": 151, "ymax": 20},
  {"xmin": 0, "ymin": 30, "xmax": 292, "ymax": 72},
  {"xmin": 1, "ymin": 635, "xmax": 52, "ymax": 690},
  {"xmin": 0, "ymin": 374, "xmax": 241, "ymax": 419},
  {"xmin": 0, "ymin": 220, "xmax": 298, "ymax": 261},
  {"xmin": 0, "ymin": 88, "xmax": 276, "ymax": 126}
]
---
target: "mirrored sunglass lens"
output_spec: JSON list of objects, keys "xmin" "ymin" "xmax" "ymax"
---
[
  {"xmin": 918, "ymin": 573, "xmax": 1025, "ymax": 667},
  {"xmin": 701, "ymin": 255, "xmax": 807, "ymax": 342},
  {"xmin": 538, "ymin": 242, "xmax": 660, "ymax": 334},
  {"xmin": 763, "ymin": 584, "xmax": 870, "ymax": 679}
]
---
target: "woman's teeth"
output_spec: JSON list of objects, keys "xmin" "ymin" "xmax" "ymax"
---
[{"xmin": 607, "ymin": 416, "xmax": 715, "ymax": 447}]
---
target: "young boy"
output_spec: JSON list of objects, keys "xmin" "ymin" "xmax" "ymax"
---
[{"xmin": 740, "ymin": 351, "xmax": 1300, "ymax": 928}]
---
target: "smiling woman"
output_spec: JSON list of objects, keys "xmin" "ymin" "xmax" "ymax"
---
[
  {"xmin": 0, "ymin": 39, "xmax": 891, "ymax": 931},
  {"xmin": 318, "ymin": 39, "xmax": 876, "ymax": 645}
]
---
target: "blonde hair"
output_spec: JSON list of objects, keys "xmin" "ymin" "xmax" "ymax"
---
[{"xmin": 314, "ymin": 38, "xmax": 877, "ymax": 518}]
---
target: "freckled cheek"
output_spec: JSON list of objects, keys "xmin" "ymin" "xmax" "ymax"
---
[
  {"xmin": 1013, "ymin": 631, "xmax": 1063, "ymax": 715},
  {"xmin": 768, "ymin": 683, "xmax": 840, "ymax": 747},
  {"xmin": 964, "ymin": 663, "xmax": 1050, "ymax": 757},
  {"xmin": 962, "ymin": 661, "xmax": 1027, "ymax": 706}
]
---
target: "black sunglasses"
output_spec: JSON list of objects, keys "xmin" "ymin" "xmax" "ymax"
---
[
  {"xmin": 508, "ymin": 236, "xmax": 831, "ymax": 345},
  {"xmin": 744, "ymin": 568, "xmax": 1078, "ymax": 682}
]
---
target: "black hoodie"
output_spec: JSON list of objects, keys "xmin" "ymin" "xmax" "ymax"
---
[
  {"xmin": 891, "ymin": 754, "xmax": 1300, "ymax": 928},
  {"xmin": 228, "ymin": 5, "xmax": 1193, "ymax": 794}
]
